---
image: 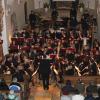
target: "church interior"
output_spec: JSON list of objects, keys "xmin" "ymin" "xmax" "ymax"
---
[{"xmin": 0, "ymin": 0, "xmax": 100, "ymax": 100}]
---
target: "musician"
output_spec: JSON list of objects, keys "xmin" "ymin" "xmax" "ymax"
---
[
  {"xmin": 54, "ymin": 59, "xmax": 64, "ymax": 83},
  {"xmin": 13, "ymin": 29, "xmax": 19, "ymax": 37},
  {"xmin": 70, "ymin": 16, "xmax": 78, "ymax": 30},
  {"xmin": 90, "ymin": 59, "xmax": 97, "ymax": 75},
  {"xmin": 46, "ymin": 47, "xmax": 54, "ymax": 55},
  {"xmin": 55, "ymin": 30, "xmax": 62, "ymax": 39},
  {"xmin": 81, "ymin": 15, "xmax": 89, "ymax": 37},
  {"xmin": 51, "ymin": 8, "xmax": 58, "ymax": 21},
  {"xmin": 65, "ymin": 61, "xmax": 74, "ymax": 76},
  {"xmin": 66, "ymin": 51, "xmax": 75, "ymax": 62},
  {"xmin": 39, "ymin": 55, "xmax": 52, "ymax": 90},
  {"xmin": 80, "ymin": 59, "xmax": 90, "ymax": 76},
  {"xmin": 94, "ymin": 50, "xmax": 100, "ymax": 64},
  {"xmin": 29, "ymin": 10, "xmax": 36, "ymax": 28}
]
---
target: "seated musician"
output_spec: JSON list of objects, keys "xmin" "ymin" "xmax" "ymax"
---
[
  {"xmin": 65, "ymin": 61, "xmax": 74, "ymax": 76},
  {"xmin": 80, "ymin": 59, "xmax": 90, "ymax": 76},
  {"xmin": 89, "ymin": 58, "xmax": 98, "ymax": 75},
  {"xmin": 49, "ymin": 28, "xmax": 55, "ymax": 39},
  {"xmin": 13, "ymin": 29, "xmax": 20, "ymax": 37},
  {"xmin": 55, "ymin": 30, "xmax": 63, "ymax": 39},
  {"xmin": 66, "ymin": 50, "xmax": 75, "ymax": 62},
  {"xmin": 46, "ymin": 46, "xmax": 54, "ymax": 55}
]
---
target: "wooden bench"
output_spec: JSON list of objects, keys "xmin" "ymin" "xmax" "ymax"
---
[{"xmin": 64, "ymin": 76, "xmax": 100, "ymax": 85}]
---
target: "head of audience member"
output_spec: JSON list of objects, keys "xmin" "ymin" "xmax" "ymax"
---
[
  {"xmin": 76, "ymin": 79, "xmax": 85, "ymax": 94},
  {"xmin": 7, "ymin": 90, "xmax": 18, "ymax": 100},
  {"xmin": 0, "ymin": 78, "xmax": 9, "ymax": 91},
  {"xmin": 72, "ymin": 89, "xmax": 85, "ymax": 100},
  {"xmin": 66, "ymin": 80, "xmax": 72, "ymax": 86},
  {"xmin": 62, "ymin": 80, "xmax": 74, "ymax": 95},
  {"xmin": 85, "ymin": 86, "xmax": 95, "ymax": 100},
  {"xmin": 86, "ymin": 86, "xmax": 93, "ymax": 96},
  {"xmin": 9, "ymin": 78, "xmax": 22, "ymax": 92}
]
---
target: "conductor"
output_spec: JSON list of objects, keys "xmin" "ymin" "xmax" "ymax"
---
[{"xmin": 39, "ymin": 55, "xmax": 51, "ymax": 90}]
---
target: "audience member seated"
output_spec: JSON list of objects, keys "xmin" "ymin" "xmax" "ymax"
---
[
  {"xmin": 0, "ymin": 78, "xmax": 9, "ymax": 91},
  {"xmin": 7, "ymin": 90, "xmax": 19, "ymax": 100},
  {"xmin": 9, "ymin": 78, "xmax": 22, "ymax": 92},
  {"xmin": 84, "ymin": 86, "xmax": 95, "ymax": 100},
  {"xmin": 61, "ymin": 80, "xmax": 74, "ymax": 95},
  {"xmin": 86, "ymin": 80, "xmax": 98, "ymax": 94},
  {"xmin": 0, "ymin": 91, "xmax": 5, "ymax": 100},
  {"xmin": 72, "ymin": 89, "xmax": 85, "ymax": 100},
  {"xmin": 75, "ymin": 79, "xmax": 85, "ymax": 94},
  {"xmin": 14, "ymin": 64, "xmax": 25, "ymax": 82},
  {"xmin": 95, "ymin": 87, "xmax": 100, "ymax": 100}
]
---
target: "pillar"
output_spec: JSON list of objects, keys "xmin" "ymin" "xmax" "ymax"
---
[
  {"xmin": 1, "ymin": 0, "xmax": 9, "ymax": 55},
  {"xmin": 96, "ymin": 0, "xmax": 100, "ymax": 39}
]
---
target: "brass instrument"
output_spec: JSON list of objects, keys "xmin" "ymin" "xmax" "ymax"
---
[
  {"xmin": 56, "ymin": 41, "xmax": 61, "ymax": 59},
  {"xmin": 75, "ymin": 65, "xmax": 81, "ymax": 76},
  {"xmin": 94, "ymin": 60, "xmax": 100, "ymax": 75}
]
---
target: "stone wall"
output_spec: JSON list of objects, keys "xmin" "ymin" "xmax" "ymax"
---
[{"xmin": 0, "ymin": 0, "xmax": 3, "ymax": 33}]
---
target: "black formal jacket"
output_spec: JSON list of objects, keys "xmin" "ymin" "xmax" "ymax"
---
[{"xmin": 39, "ymin": 59, "xmax": 52, "ymax": 75}]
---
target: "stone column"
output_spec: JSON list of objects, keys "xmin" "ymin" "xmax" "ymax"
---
[
  {"xmin": 1, "ymin": 0, "xmax": 9, "ymax": 55},
  {"xmin": 96, "ymin": 0, "xmax": 100, "ymax": 39}
]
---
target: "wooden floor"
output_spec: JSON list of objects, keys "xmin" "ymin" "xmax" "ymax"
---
[
  {"xmin": 28, "ymin": 75, "xmax": 100, "ymax": 100},
  {"xmin": 29, "ymin": 82, "xmax": 61, "ymax": 100}
]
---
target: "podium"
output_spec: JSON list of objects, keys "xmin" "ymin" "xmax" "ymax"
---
[{"xmin": 0, "ymin": 40, "xmax": 3, "ymax": 62}]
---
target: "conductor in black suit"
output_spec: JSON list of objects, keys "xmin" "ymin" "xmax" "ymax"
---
[{"xmin": 39, "ymin": 55, "xmax": 51, "ymax": 90}]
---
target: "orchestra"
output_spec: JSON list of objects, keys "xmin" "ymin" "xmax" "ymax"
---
[{"xmin": 7, "ymin": 11, "xmax": 100, "ymax": 85}]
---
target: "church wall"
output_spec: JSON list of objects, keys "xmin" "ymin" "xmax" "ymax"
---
[{"xmin": 1, "ymin": 0, "xmax": 35, "ymax": 55}]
